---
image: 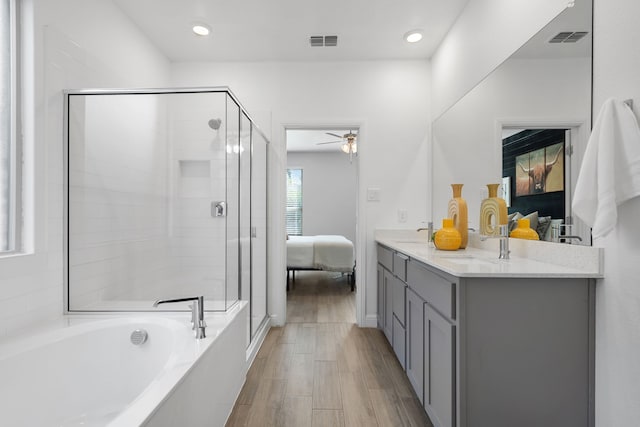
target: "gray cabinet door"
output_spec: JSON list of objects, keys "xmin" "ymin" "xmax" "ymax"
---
[
  {"xmin": 392, "ymin": 314, "xmax": 406, "ymax": 369},
  {"xmin": 377, "ymin": 264, "xmax": 384, "ymax": 329},
  {"xmin": 425, "ymin": 304, "xmax": 455, "ymax": 427},
  {"xmin": 406, "ymin": 287, "xmax": 425, "ymax": 405},
  {"xmin": 383, "ymin": 269, "xmax": 393, "ymax": 343}
]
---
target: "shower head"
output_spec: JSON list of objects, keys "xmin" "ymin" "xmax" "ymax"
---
[{"xmin": 208, "ymin": 118, "xmax": 222, "ymax": 130}]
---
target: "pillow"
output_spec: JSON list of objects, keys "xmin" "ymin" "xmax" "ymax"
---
[
  {"xmin": 536, "ymin": 216, "xmax": 552, "ymax": 240},
  {"xmin": 523, "ymin": 211, "xmax": 539, "ymax": 230},
  {"xmin": 508, "ymin": 212, "xmax": 523, "ymax": 232}
]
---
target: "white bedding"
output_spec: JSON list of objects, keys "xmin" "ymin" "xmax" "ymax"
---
[
  {"xmin": 287, "ymin": 235, "xmax": 354, "ymax": 273},
  {"xmin": 286, "ymin": 236, "xmax": 315, "ymax": 268}
]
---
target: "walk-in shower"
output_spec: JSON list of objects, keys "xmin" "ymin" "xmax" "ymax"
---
[{"xmin": 63, "ymin": 87, "xmax": 268, "ymax": 340}]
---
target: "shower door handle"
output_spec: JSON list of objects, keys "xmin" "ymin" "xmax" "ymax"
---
[{"xmin": 212, "ymin": 201, "xmax": 226, "ymax": 217}]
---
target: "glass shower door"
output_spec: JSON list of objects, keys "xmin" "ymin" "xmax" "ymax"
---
[{"xmin": 66, "ymin": 90, "xmax": 236, "ymax": 311}]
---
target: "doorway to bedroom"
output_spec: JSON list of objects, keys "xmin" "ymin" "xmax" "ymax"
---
[{"xmin": 285, "ymin": 127, "xmax": 359, "ymax": 324}]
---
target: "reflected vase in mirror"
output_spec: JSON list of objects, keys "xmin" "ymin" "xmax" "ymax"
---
[
  {"xmin": 434, "ymin": 218, "xmax": 462, "ymax": 251},
  {"xmin": 480, "ymin": 184, "xmax": 508, "ymax": 236},
  {"xmin": 510, "ymin": 218, "xmax": 540, "ymax": 240},
  {"xmin": 447, "ymin": 184, "xmax": 468, "ymax": 248}
]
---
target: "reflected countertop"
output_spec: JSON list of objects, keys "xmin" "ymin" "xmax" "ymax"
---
[{"xmin": 375, "ymin": 230, "xmax": 604, "ymax": 279}]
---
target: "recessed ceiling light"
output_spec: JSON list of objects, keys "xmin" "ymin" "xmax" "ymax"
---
[
  {"xmin": 404, "ymin": 30, "xmax": 423, "ymax": 43},
  {"xmin": 192, "ymin": 23, "xmax": 211, "ymax": 37}
]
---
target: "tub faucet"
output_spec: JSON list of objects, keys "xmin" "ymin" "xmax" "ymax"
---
[
  {"xmin": 153, "ymin": 296, "xmax": 206, "ymax": 339},
  {"xmin": 480, "ymin": 224, "xmax": 510, "ymax": 260}
]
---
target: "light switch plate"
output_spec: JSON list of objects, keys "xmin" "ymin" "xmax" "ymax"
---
[
  {"xmin": 367, "ymin": 188, "xmax": 381, "ymax": 201},
  {"xmin": 398, "ymin": 209, "xmax": 408, "ymax": 223}
]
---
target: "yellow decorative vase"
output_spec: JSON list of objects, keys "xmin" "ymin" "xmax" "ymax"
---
[
  {"xmin": 447, "ymin": 184, "xmax": 468, "ymax": 249},
  {"xmin": 479, "ymin": 183, "xmax": 508, "ymax": 236},
  {"xmin": 510, "ymin": 218, "xmax": 540, "ymax": 240},
  {"xmin": 434, "ymin": 218, "xmax": 462, "ymax": 251}
]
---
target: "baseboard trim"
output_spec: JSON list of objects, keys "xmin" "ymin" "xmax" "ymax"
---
[{"xmin": 362, "ymin": 314, "xmax": 378, "ymax": 328}]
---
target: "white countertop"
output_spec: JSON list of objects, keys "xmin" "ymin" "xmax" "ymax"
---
[{"xmin": 376, "ymin": 230, "xmax": 604, "ymax": 279}]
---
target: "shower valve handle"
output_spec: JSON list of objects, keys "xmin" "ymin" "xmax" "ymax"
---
[{"xmin": 212, "ymin": 201, "xmax": 226, "ymax": 217}]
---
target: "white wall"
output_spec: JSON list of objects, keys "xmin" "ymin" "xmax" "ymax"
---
[
  {"xmin": 287, "ymin": 152, "xmax": 357, "ymax": 244},
  {"xmin": 0, "ymin": 0, "xmax": 170, "ymax": 337},
  {"xmin": 172, "ymin": 60, "xmax": 431, "ymax": 326},
  {"xmin": 592, "ymin": 0, "xmax": 640, "ymax": 424},
  {"xmin": 432, "ymin": 57, "xmax": 591, "ymax": 230},
  {"xmin": 431, "ymin": 0, "xmax": 568, "ymax": 119}
]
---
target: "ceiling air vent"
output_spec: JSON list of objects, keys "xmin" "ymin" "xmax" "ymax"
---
[
  {"xmin": 309, "ymin": 35, "xmax": 338, "ymax": 47},
  {"xmin": 310, "ymin": 36, "xmax": 324, "ymax": 47},
  {"xmin": 549, "ymin": 31, "xmax": 588, "ymax": 43},
  {"xmin": 324, "ymin": 35, "xmax": 338, "ymax": 47}
]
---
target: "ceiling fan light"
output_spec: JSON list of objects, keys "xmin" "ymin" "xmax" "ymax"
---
[{"xmin": 341, "ymin": 142, "xmax": 357, "ymax": 154}]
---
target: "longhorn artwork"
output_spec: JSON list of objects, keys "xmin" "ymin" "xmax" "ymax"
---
[{"xmin": 515, "ymin": 142, "xmax": 564, "ymax": 196}]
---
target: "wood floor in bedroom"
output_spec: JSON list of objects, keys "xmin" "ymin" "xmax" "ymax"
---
[{"xmin": 226, "ymin": 271, "xmax": 433, "ymax": 427}]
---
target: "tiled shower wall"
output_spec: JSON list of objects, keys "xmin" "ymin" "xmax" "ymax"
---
[{"xmin": 166, "ymin": 93, "xmax": 228, "ymax": 308}]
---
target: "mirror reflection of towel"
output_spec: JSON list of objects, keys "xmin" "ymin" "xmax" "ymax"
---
[{"xmin": 573, "ymin": 98, "xmax": 640, "ymax": 238}]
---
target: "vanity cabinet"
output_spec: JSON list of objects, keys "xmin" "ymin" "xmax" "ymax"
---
[
  {"xmin": 377, "ymin": 245, "xmax": 408, "ymax": 367},
  {"xmin": 376, "ymin": 243, "xmax": 595, "ymax": 427}
]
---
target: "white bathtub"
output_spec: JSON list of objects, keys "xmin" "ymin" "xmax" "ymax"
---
[{"xmin": 0, "ymin": 302, "xmax": 248, "ymax": 427}]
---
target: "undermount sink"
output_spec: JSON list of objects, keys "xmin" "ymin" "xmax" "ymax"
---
[{"xmin": 436, "ymin": 254, "xmax": 499, "ymax": 265}]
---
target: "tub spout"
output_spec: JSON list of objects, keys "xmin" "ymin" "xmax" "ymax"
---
[{"xmin": 153, "ymin": 296, "xmax": 206, "ymax": 339}]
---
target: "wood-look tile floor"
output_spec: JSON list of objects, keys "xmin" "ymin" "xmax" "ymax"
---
[{"xmin": 226, "ymin": 271, "xmax": 433, "ymax": 427}]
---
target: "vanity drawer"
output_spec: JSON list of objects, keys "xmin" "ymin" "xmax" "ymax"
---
[
  {"xmin": 393, "ymin": 252, "xmax": 409, "ymax": 281},
  {"xmin": 377, "ymin": 245, "xmax": 393, "ymax": 271},
  {"xmin": 407, "ymin": 260, "xmax": 456, "ymax": 320}
]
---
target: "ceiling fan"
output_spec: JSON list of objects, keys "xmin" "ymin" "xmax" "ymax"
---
[{"xmin": 316, "ymin": 131, "xmax": 358, "ymax": 160}]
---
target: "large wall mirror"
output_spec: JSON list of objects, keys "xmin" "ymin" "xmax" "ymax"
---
[{"xmin": 432, "ymin": 1, "xmax": 592, "ymax": 245}]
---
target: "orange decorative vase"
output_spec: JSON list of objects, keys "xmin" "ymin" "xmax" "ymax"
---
[
  {"xmin": 447, "ymin": 184, "xmax": 468, "ymax": 249},
  {"xmin": 434, "ymin": 218, "xmax": 462, "ymax": 251},
  {"xmin": 479, "ymin": 183, "xmax": 508, "ymax": 236},
  {"xmin": 510, "ymin": 218, "xmax": 540, "ymax": 240}
]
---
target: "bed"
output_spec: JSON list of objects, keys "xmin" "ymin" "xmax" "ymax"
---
[{"xmin": 286, "ymin": 235, "xmax": 355, "ymax": 291}]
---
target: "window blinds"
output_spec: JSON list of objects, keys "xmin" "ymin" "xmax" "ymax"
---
[{"xmin": 286, "ymin": 169, "xmax": 302, "ymax": 236}]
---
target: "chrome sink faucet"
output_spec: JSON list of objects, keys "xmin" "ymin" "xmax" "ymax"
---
[
  {"xmin": 551, "ymin": 224, "xmax": 583, "ymax": 243},
  {"xmin": 153, "ymin": 296, "xmax": 206, "ymax": 339},
  {"xmin": 480, "ymin": 224, "xmax": 510, "ymax": 260},
  {"xmin": 417, "ymin": 221, "xmax": 434, "ymax": 243}
]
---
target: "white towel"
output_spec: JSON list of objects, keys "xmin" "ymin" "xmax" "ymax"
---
[{"xmin": 573, "ymin": 98, "xmax": 640, "ymax": 238}]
